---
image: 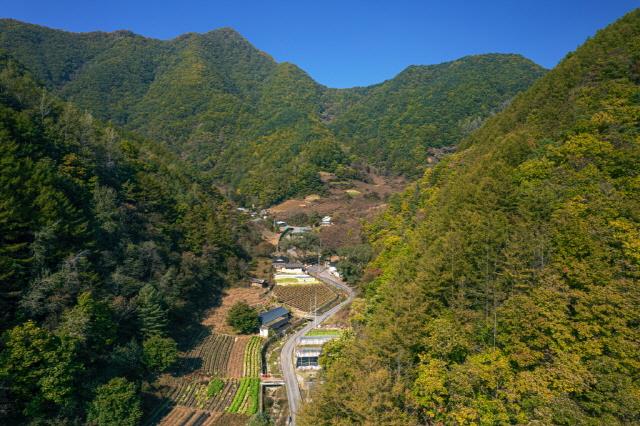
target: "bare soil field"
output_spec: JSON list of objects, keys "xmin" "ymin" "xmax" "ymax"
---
[
  {"xmin": 202, "ymin": 286, "xmax": 268, "ymax": 334},
  {"xmin": 226, "ymin": 336, "xmax": 250, "ymax": 378}
]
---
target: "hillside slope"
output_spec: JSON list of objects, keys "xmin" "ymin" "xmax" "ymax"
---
[
  {"xmin": 0, "ymin": 20, "xmax": 544, "ymax": 205},
  {"xmin": 0, "ymin": 53, "xmax": 253, "ymax": 424},
  {"xmin": 329, "ymin": 54, "xmax": 546, "ymax": 177},
  {"xmin": 301, "ymin": 9, "xmax": 640, "ymax": 426}
]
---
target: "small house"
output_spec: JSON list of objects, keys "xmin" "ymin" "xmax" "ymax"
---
[
  {"xmin": 259, "ymin": 306, "xmax": 291, "ymax": 337},
  {"xmin": 249, "ymin": 277, "xmax": 267, "ymax": 288},
  {"xmin": 272, "ymin": 256, "xmax": 288, "ymax": 270},
  {"xmin": 321, "ymin": 216, "xmax": 332, "ymax": 226},
  {"xmin": 289, "ymin": 226, "xmax": 312, "ymax": 235}
]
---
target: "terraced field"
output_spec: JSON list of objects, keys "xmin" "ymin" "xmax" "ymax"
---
[
  {"xmin": 227, "ymin": 336, "xmax": 250, "ymax": 378},
  {"xmin": 183, "ymin": 334, "xmax": 234, "ymax": 376},
  {"xmin": 172, "ymin": 377, "xmax": 238, "ymax": 411},
  {"xmin": 243, "ymin": 336, "xmax": 262, "ymax": 377},
  {"xmin": 150, "ymin": 331, "xmax": 264, "ymax": 425},
  {"xmin": 273, "ymin": 283, "xmax": 338, "ymax": 312},
  {"xmin": 227, "ymin": 377, "xmax": 260, "ymax": 416},
  {"xmin": 158, "ymin": 407, "xmax": 247, "ymax": 426}
]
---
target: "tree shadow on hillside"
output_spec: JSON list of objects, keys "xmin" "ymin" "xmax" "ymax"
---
[
  {"xmin": 170, "ymin": 355, "xmax": 204, "ymax": 378},
  {"xmin": 141, "ymin": 392, "xmax": 172, "ymax": 426}
]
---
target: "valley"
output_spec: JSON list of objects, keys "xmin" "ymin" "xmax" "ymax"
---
[{"xmin": 0, "ymin": 6, "xmax": 639, "ymax": 426}]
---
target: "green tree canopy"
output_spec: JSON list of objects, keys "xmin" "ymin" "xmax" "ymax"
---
[
  {"xmin": 226, "ymin": 301, "xmax": 260, "ymax": 334},
  {"xmin": 87, "ymin": 377, "xmax": 142, "ymax": 426},
  {"xmin": 0, "ymin": 321, "xmax": 80, "ymax": 417},
  {"xmin": 142, "ymin": 335, "xmax": 178, "ymax": 374}
]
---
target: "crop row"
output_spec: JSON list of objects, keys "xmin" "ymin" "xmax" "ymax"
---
[
  {"xmin": 243, "ymin": 336, "xmax": 262, "ymax": 377},
  {"xmin": 226, "ymin": 336, "xmax": 249, "ymax": 378},
  {"xmin": 226, "ymin": 377, "xmax": 260, "ymax": 415},
  {"xmin": 167, "ymin": 377, "xmax": 239, "ymax": 412},
  {"xmin": 273, "ymin": 283, "xmax": 337, "ymax": 312},
  {"xmin": 159, "ymin": 409, "xmax": 243, "ymax": 426},
  {"xmin": 158, "ymin": 407, "xmax": 224, "ymax": 426},
  {"xmin": 183, "ymin": 334, "xmax": 234, "ymax": 376}
]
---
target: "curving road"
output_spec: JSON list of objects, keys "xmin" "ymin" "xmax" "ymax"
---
[{"xmin": 280, "ymin": 265, "xmax": 354, "ymax": 425}]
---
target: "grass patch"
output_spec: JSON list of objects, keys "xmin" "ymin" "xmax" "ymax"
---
[{"xmin": 306, "ymin": 329, "xmax": 343, "ymax": 336}]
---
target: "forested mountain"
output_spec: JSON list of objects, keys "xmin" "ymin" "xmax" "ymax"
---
[
  {"xmin": 301, "ymin": 9, "xmax": 640, "ymax": 426},
  {"xmin": 0, "ymin": 52, "xmax": 255, "ymax": 424},
  {"xmin": 329, "ymin": 54, "xmax": 546, "ymax": 177},
  {"xmin": 0, "ymin": 19, "xmax": 544, "ymax": 205}
]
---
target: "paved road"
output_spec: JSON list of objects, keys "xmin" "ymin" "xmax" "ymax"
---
[{"xmin": 280, "ymin": 266, "xmax": 354, "ymax": 426}]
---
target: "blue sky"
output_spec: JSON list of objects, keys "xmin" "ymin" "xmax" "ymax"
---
[{"xmin": 2, "ymin": 0, "xmax": 639, "ymax": 87}]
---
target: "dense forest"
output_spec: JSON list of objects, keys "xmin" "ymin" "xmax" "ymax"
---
[
  {"xmin": 0, "ymin": 52, "xmax": 256, "ymax": 424},
  {"xmin": 0, "ymin": 20, "xmax": 544, "ymax": 205},
  {"xmin": 301, "ymin": 9, "xmax": 640, "ymax": 425},
  {"xmin": 328, "ymin": 54, "xmax": 545, "ymax": 177}
]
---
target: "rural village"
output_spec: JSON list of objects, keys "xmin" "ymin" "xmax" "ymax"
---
[{"xmin": 142, "ymin": 174, "xmax": 398, "ymax": 426}]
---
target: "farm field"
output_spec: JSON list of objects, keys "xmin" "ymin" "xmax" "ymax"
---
[
  {"xmin": 178, "ymin": 333, "xmax": 235, "ymax": 377},
  {"xmin": 273, "ymin": 283, "xmax": 337, "ymax": 312},
  {"xmin": 306, "ymin": 328, "xmax": 343, "ymax": 336},
  {"xmin": 274, "ymin": 274, "xmax": 320, "ymax": 285},
  {"xmin": 158, "ymin": 406, "xmax": 247, "ymax": 426},
  {"xmin": 150, "ymin": 331, "xmax": 264, "ymax": 425},
  {"xmin": 227, "ymin": 336, "xmax": 250, "ymax": 378},
  {"xmin": 243, "ymin": 336, "xmax": 262, "ymax": 377},
  {"xmin": 169, "ymin": 377, "xmax": 239, "ymax": 411},
  {"xmin": 227, "ymin": 377, "xmax": 260, "ymax": 415}
]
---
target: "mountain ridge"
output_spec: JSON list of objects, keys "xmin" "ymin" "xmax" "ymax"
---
[{"xmin": 0, "ymin": 19, "xmax": 545, "ymax": 205}]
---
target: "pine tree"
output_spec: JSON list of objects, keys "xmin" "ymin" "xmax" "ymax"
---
[{"xmin": 136, "ymin": 284, "xmax": 168, "ymax": 338}]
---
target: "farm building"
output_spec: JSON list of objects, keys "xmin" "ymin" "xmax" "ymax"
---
[
  {"xmin": 321, "ymin": 216, "xmax": 332, "ymax": 226},
  {"xmin": 249, "ymin": 277, "xmax": 267, "ymax": 288},
  {"xmin": 295, "ymin": 346, "xmax": 322, "ymax": 369},
  {"xmin": 259, "ymin": 306, "xmax": 291, "ymax": 337},
  {"xmin": 276, "ymin": 262, "xmax": 305, "ymax": 274},
  {"xmin": 272, "ymin": 256, "xmax": 288, "ymax": 269},
  {"xmin": 281, "ymin": 226, "xmax": 312, "ymax": 240},
  {"xmin": 290, "ymin": 226, "xmax": 312, "ymax": 234}
]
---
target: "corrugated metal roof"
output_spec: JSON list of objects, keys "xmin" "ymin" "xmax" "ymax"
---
[{"xmin": 259, "ymin": 306, "xmax": 289, "ymax": 325}]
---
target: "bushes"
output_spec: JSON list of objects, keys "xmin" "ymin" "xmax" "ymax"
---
[
  {"xmin": 87, "ymin": 378, "xmax": 142, "ymax": 426},
  {"xmin": 142, "ymin": 335, "xmax": 178, "ymax": 374},
  {"xmin": 226, "ymin": 302, "xmax": 260, "ymax": 334}
]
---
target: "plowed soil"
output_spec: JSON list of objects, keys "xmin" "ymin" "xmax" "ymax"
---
[{"xmin": 226, "ymin": 336, "xmax": 250, "ymax": 378}]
